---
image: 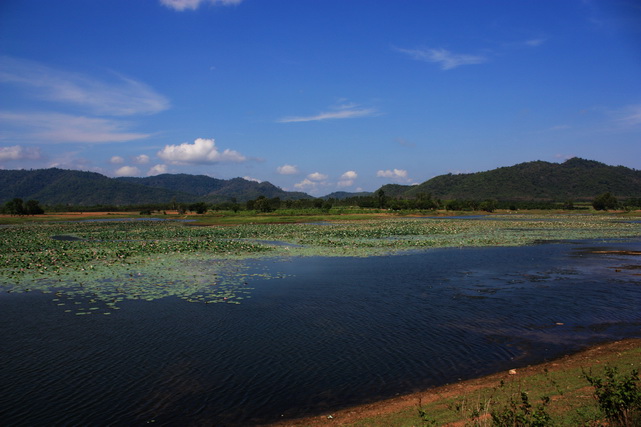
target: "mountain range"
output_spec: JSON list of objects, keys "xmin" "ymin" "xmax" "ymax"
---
[{"xmin": 1, "ymin": 158, "xmax": 639, "ymax": 206}]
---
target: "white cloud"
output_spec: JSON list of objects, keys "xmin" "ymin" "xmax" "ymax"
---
[
  {"xmin": 337, "ymin": 170, "xmax": 358, "ymax": 187},
  {"xmin": 147, "ymin": 164, "xmax": 168, "ymax": 176},
  {"xmin": 397, "ymin": 47, "xmax": 487, "ymax": 70},
  {"xmin": 377, "ymin": 168, "xmax": 413, "ymax": 183},
  {"xmin": 157, "ymin": 137, "xmax": 246, "ymax": 165},
  {"xmin": 0, "ymin": 111, "xmax": 151, "ymax": 143},
  {"xmin": 277, "ymin": 164, "xmax": 299, "ymax": 175},
  {"xmin": 278, "ymin": 102, "xmax": 378, "ymax": 123},
  {"xmin": 377, "ymin": 169, "xmax": 408, "ymax": 179},
  {"xmin": 114, "ymin": 166, "xmax": 140, "ymax": 177},
  {"xmin": 308, "ymin": 172, "xmax": 328, "ymax": 181},
  {"xmin": 0, "ymin": 145, "xmax": 41, "ymax": 161},
  {"xmin": 294, "ymin": 178, "xmax": 318, "ymax": 191},
  {"xmin": 160, "ymin": 0, "xmax": 242, "ymax": 11},
  {"xmin": 134, "ymin": 154, "xmax": 150, "ymax": 164},
  {"xmin": 0, "ymin": 56, "xmax": 170, "ymax": 116},
  {"xmin": 110, "ymin": 156, "xmax": 125, "ymax": 164},
  {"xmin": 243, "ymin": 176, "xmax": 261, "ymax": 182},
  {"xmin": 341, "ymin": 170, "xmax": 358, "ymax": 180}
]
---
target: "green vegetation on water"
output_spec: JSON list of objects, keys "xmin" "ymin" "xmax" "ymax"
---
[{"xmin": 1, "ymin": 212, "xmax": 640, "ymax": 314}]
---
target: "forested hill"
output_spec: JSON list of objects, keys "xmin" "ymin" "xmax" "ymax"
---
[
  {"xmin": 403, "ymin": 158, "xmax": 641, "ymax": 201},
  {"xmin": 116, "ymin": 175, "xmax": 310, "ymax": 202},
  {"xmin": 0, "ymin": 168, "xmax": 310, "ymax": 206}
]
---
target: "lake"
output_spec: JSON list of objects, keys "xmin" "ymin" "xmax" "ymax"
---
[{"xmin": 2, "ymin": 238, "xmax": 641, "ymax": 425}]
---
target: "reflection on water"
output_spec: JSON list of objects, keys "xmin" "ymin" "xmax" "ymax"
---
[{"xmin": 1, "ymin": 238, "xmax": 641, "ymax": 425}]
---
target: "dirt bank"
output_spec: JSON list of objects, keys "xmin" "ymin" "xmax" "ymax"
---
[{"xmin": 267, "ymin": 338, "xmax": 641, "ymax": 426}]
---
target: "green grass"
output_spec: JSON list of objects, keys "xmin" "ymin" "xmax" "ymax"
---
[{"xmin": 327, "ymin": 342, "xmax": 641, "ymax": 426}]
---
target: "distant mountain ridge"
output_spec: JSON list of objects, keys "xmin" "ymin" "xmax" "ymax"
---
[
  {"xmin": 1, "ymin": 158, "xmax": 639, "ymax": 206},
  {"xmin": 403, "ymin": 158, "xmax": 641, "ymax": 201},
  {"xmin": 0, "ymin": 168, "xmax": 310, "ymax": 206}
]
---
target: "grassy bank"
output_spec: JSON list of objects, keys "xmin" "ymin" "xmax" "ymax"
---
[{"xmin": 270, "ymin": 339, "xmax": 641, "ymax": 426}]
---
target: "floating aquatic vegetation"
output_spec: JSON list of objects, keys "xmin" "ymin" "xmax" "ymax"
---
[{"xmin": 1, "ymin": 215, "xmax": 640, "ymax": 313}]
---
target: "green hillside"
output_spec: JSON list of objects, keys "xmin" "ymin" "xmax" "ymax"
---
[
  {"xmin": 0, "ymin": 169, "xmax": 192, "ymax": 206},
  {"xmin": 403, "ymin": 158, "xmax": 641, "ymax": 201},
  {"xmin": 0, "ymin": 169, "xmax": 310, "ymax": 206}
]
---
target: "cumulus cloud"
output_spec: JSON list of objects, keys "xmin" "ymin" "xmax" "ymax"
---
[
  {"xmin": 114, "ymin": 166, "xmax": 140, "ymax": 177},
  {"xmin": 307, "ymin": 172, "xmax": 328, "ymax": 181},
  {"xmin": 160, "ymin": 0, "xmax": 242, "ymax": 11},
  {"xmin": 277, "ymin": 164, "xmax": 299, "ymax": 175},
  {"xmin": 278, "ymin": 102, "xmax": 378, "ymax": 123},
  {"xmin": 377, "ymin": 168, "xmax": 413, "ymax": 183},
  {"xmin": 294, "ymin": 178, "xmax": 318, "ymax": 192},
  {"xmin": 377, "ymin": 168, "xmax": 408, "ymax": 179},
  {"xmin": 337, "ymin": 170, "xmax": 358, "ymax": 187},
  {"xmin": 0, "ymin": 145, "xmax": 41, "ymax": 161},
  {"xmin": 147, "ymin": 164, "xmax": 168, "ymax": 176},
  {"xmin": 134, "ymin": 154, "xmax": 150, "ymax": 164},
  {"xmin": 397, "ymin": 47, "xmax": 487, "ymax": 70},
  {"xmin": 110, "ymin": 156, "xmax": 125, "ymax": 164},
  {"xmin": 157, "ymin": 138, "xmax": 247, "ymax": 165},
  {"xmin": 0, "ymin": 111, "xmax": 151, "ymax": 143},
  {"xmin": 0, "ymin": 56, "xmax": 170, "ymax": 116}
]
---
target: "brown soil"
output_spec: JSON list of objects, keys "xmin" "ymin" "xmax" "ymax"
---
[{"xmin": 267, "ymin": 338, "xmax": 641, "ymax": 426}]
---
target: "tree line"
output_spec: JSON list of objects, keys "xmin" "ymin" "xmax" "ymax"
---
[{"xmin": 3, "ymin": 192, "xmax": 639, "ymax": 216}]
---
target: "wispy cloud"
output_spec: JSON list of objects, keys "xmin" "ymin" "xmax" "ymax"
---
[
  {"xmin": 157, "ymin": 138, "xmax": 247, "ymax": 165},
  {"xmin": 278, "ymin": 102, "xmax": 378, "ymax": 123},
  {"xmin": 307, "ymin": 172, "xmax": 328, "ymax": 181},
  {"xmin": 160, "ymin": 0, "xmax": 242, "ymax": 12},
  {"xmin": 0, "ymin": 111, "xmax": 151, "ymax": 143},
  {"xmin": 277, "ymin": 164, "xmax": 299, "ymax": 175},
  {"xmin": 616, "ymin": 104, "xmax": 641, "ymax": 127},
  {"xmin": 397, "ymin": 47, "xmax": 487, "ymax": 70},
  {"xmin": 0, "ymin": 145, "xmax": 41, "ymax": 161},
  {"xmin": 134, "ymin": 154, "xmax": 150, "ymax": 164},
  {"xmin": 0, "ymin": 57, "xmax": 170, "ymax": 116},
  {"xmin": 524, "ymin": 38, "xmax": 546, "ymax": 47}
]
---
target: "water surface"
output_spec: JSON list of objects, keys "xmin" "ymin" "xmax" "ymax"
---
[{"xmin": 2, "ymin": 238, "xmax": 640, "ymax": 425}]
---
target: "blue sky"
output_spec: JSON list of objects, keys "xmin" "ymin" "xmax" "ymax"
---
[{"xmin": 1, "ymin": 0, "xmax": 640, "ymax": 196}]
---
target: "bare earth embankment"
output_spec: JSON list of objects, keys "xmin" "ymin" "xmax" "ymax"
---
[{"xmin": 268, "ymin": 339, "xmax": 641, "ymax": 426}]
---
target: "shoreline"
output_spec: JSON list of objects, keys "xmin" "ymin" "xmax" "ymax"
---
[{"xmin": 266, "ymin": 338, "xmax": 641, "ymax": 426}]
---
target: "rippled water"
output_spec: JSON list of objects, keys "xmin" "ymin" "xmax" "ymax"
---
[{"xmin": 2, "ymin": 238, "xmax": 641, "ymax": 425}]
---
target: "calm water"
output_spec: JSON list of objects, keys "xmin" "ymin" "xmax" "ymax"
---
[{"xmin": 2, "ymin": 239, "xmax": 641, "ymax": 425}]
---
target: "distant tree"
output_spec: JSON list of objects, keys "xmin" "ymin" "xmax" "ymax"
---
[
  {"xmin": 4, "ymin": 198, "xmax": 25, "ymax": 215},
  {"xmin": 24, "ymin": 200, "xmax": 44, "ymax": 215},
  {"xmin": 254, "ymin": 196, "xmax": 272, "ymax": 213},
  {"xmin": 189, "ymin": 202, "xmax": 208, "ymax": 214},
  {"xmin": 377, "ymin": 189, "xmax": 387, "ymax": 209},
  {"xmin": 479, "ymin": 199, "xmax": 497, "ymax": 213},
  {"xmin": 593, "ymin": 192, "xmax": 618, "ymax": 210}
]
